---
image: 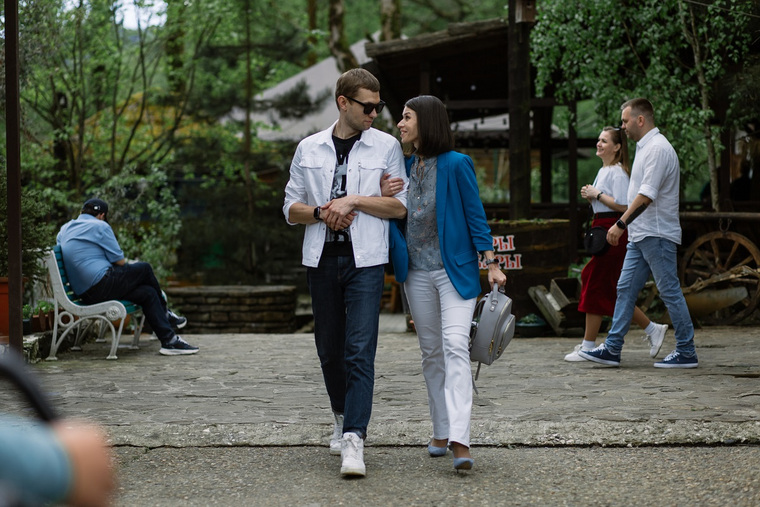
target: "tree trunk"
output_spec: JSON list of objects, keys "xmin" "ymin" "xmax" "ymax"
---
[
  {"xmin": 165, "ymin": 1, "xmax": 187, "ymax": 97},
  {"xmin": 679, "ymin": 0, "xmax": 720, "ymax": 211},
  {"xmin": 242, "ymin": 0, "xmax": 257, "ymax": 269},
  {"xmin": 328, "ymin": 0, "xmax": 358, "ymax": 72},
  {"xmin": 380, "ymin": 0, "xmax": 401, "ymax": 41},
  {"xmin": 307, "ymin": 0, "xmax": 318, "ymax": 66}
]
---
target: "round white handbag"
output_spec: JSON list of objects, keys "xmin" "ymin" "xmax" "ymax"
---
[{"xmin": 469, "ymin": 284, "xmax": 516, "ymax": 380}]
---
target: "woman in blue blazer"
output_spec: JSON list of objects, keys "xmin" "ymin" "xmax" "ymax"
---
[{"xmin": 387, "ymin": 95, "xmax": 506, "ymax": 471}]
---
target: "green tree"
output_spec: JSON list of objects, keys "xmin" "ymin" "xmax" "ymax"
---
[{"xmin": 531, "ymin": 0, "xmax": 757, "ymax": 209}]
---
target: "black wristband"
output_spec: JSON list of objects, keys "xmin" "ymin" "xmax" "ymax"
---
[
  {"xmin": 313, "ymin": 206, "xmax": 322, "ymax": 221},
  {"xmin": 597, "ymin": 191, "xmax": 604, "ymax": 201},
  {"xmin": 616, "ymin": 219, "xmax": 626, "ymax": 230},
  {"xmin": 484, "ymin": 258, "xmax": 499, "ymax": 266}
]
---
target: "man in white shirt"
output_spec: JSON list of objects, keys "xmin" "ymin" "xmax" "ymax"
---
[
  {"xmin": 580, "ymin": 98, "xmax": 698, "ymax": 369},
  {"xmin": 283, "ymin": 68, "xmax": 408, "ymax": 476}
]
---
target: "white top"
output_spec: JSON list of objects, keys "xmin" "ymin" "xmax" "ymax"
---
[
  {"xmin": 283, "ymin": 121, "xmax": 408, "ymax": 268},
  {"xmin": 591, "ymin": 162, "xmax": 630, "ymax": 214},
  {"xmin": 627, "ymin": 128, "xmax": 682, "ymax": 244}
]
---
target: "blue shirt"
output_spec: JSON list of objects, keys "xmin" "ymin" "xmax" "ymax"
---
[{"xmin": 56, "ymin": 214, "xmax": 125, "ymax": 295}]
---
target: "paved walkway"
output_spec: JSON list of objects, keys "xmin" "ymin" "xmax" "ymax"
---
[{"xmin": 3, "ymin": 316, "xmax": 760, "ymax": 448}]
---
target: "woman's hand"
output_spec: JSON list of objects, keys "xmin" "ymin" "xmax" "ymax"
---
[
  {"xmin": 380, "ymin": 174, "xmax": 404, "ymax": 197},
  {"xmin": 580, "ymin": 184, "xmax": 600, "ymax": 202},
  {"xmin": 487, "ymin": 263, "xmax": 507, "ymax": 288}
]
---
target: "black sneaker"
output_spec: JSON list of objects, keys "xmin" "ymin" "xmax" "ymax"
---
[
  {"xmin": 159, "ymin": 336, "xmax": 199, "ymax": 356},
  {"xmin": 167, "ymin": 310, "xmax": 187, "ymax": 329}
]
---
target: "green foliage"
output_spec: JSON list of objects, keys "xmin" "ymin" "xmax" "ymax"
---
[
  {"xmin": 0, "ymin": 169, "xmax": 55, "ymax": 280},
  {"xmin": 81, "ymin": 168, "xmax": 182, "ymax": 285},
  {"xmin": 34, "ymin": 300, "xmax": 54, "ymax": 314},
  {"xmin": 532, "ymin": 0, "xmax": 756, "ymax": 189}
]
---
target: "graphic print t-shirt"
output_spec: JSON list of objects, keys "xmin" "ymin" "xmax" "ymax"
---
[{"xmin": 326, "ymin": 133, "xmax": 361, "ymax": 245}]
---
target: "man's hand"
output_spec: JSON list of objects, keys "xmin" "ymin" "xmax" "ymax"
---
[
  {"xmin": 607, "ymin": 224, "xmax": 624, "ymax": 246},
  {"xmin": 53, "ymin": 420, "xmax": 115, "ymax": 506},
  {"xmin": 321, "ymin": 198, "xmax": 357, "ymax": 231},
  {"xmin": 380, "ymin": 174, "xmax": 404, "ymax": 197}
]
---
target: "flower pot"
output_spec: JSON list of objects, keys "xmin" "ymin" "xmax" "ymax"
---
[
  {"xmin": 23, "ymin": 318, "xmax": 32, "ymax": 335},
  {"xmin": 33, "ymin": 313, "xmax": 48, "ymax": 333}
]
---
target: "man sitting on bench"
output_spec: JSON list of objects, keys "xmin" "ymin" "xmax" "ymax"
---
[{"xmin": 57, "ymin": 198, "xmax": 199, "ymax": 356}]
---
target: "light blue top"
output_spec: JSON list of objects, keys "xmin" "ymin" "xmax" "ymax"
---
[
  {"xmin": 0, "ymin": 415, "xmax": 72, "ymax": 505},
  {"xmin": 390, "ymin": 151, "xmax": 494, "ymax": 300},
  {"xmin": 407, "ymin": 156, "xmax": 444, "ymax": 271},
  {"xmin": 57, "ymin": 214, "xmax": 125, "ymax": 295}
]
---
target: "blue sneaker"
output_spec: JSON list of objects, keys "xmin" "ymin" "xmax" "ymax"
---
[
  {"xmin": 654, "ymin": 350, "xmax": 698, "ymax": 369},
  {"xmin": 167, "ymin": 310, "xmax": 187, "ymax": 330},
  {"xmin": 577, "ymin": 343, "xmax": 620, "ymax": 367},
  {"xmin": 159, "ymin": 336, "xmax": 199, "ymax": 356}
]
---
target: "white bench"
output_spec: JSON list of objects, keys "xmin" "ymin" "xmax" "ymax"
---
[{"xmin": 45, "ymin": 246, "xmax": 145, "ymax": 360}]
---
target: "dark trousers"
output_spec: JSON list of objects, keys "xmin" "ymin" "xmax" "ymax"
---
[
  {"xmin": 81, "ymin": 262, "xmax": 174, "ymax": 344},
  {"xmin": 307, "ymin": 256, "xmax": 384, "ymax": 439}
]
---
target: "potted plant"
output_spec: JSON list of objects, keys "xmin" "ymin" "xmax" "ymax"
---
[
  {"xmin": 22, "ymin": 304, "xmax": 33, "ymax": 335},
  {"xmin": 0, "ymin": 171, "xmax": 54, "ymax": 337}
]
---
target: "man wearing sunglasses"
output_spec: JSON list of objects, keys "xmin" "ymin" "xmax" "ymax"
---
[{"xmin": 283, "ymin": 68, "xmax": 407, "ymax": 478}]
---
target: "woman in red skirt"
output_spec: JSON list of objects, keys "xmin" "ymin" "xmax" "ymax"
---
[{"xmin": 564, "ymin": 127, "xmax": 668, "ymax": 361}]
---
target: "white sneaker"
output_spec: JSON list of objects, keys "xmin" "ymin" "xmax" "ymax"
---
[
  {"xmin": 340, "ymin": 432, "xmax": 366, "ymax": 477},
  {"xmin": 564, "ymin": 344, "xmax": 592, "ymax": 362},
  {"xmin": 645, "ymin": 323, "xmax": 668, "ymax": 358},
  {"xmin": 329, "ymin": 413, "xmax": 344, "ymax": 456}
]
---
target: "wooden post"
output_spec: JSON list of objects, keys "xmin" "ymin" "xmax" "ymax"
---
[
  {"xmin": 508, "ymin": 0, "xmax": 534, "ymax": 220},
  {"xmin": 5, "ymin": 0, "xmax": 23, "ymax": 353},
  {"xmin": 568, "ymin": 101, "xmax": 579, "ymax": 254}
]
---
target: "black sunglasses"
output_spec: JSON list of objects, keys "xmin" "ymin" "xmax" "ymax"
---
[{"xmin": 346, "ymin": 96, "xmax": 385, "ymax": 115}]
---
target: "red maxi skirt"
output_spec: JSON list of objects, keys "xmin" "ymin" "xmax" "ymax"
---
[{"xmin": 578, "ymin": 216, "xmax": 628, "ymax": 316}]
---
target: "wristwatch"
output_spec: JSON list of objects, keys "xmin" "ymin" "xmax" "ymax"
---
[
  {"xmin": 484, "ymin": 258, "xmax": 499, "ymax": 266},
  {"xmin": 313, "ymin": 206, "xmax": 322, "ymax": 221},
  {"xmin": 596, "ymin": 191, "xmax": 604, "ymax": 201},
  {"xmin": 616, "ymin": 219, "xmax": 627, "ymax": 230}
]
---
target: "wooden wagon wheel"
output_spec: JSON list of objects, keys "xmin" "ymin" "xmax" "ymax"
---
[{"xmin": 678, "ymin": 231, "xmax": 760, "ymax": 324}]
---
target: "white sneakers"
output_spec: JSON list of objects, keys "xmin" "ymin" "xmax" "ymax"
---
[
  {"xmin": 564, "ymin": 344, "xmax": 590, "ymax": 362},
  {"xmin": 329, "ymin": 413, "xmax": 344, "ymax": 456},
  {"xmin": 644, "ymin": 323, "xmax": 668, "ymax": 358},
  {"xmin": 340, "ymin": 432, "xmax": 366, "ymax": 477}
]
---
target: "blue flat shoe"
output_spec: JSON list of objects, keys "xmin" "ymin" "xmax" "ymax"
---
[
  {"xmin": 427, "ymin": 443, "xmax": 448, "ymax": 457},
  {"xmin": 453, "ymin": 457, "xmax": 474, "ymax": 470}
]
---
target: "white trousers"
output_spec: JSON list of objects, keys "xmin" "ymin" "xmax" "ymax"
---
[{"xmin": 404, "ymin": 269, "xmax": 476, "ymax": 447}]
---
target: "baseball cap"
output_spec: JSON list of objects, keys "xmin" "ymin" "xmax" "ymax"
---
[{"xmin": 82, "ymin": 198, "xmax": 109, "ymax": 219}]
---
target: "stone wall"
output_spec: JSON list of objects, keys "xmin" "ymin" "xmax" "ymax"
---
[{"xmin": 165, "ymin": 285, "xmax": 297, "ymax": 334}]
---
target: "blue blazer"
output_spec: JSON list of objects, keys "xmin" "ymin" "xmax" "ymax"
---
[{"xmin": 389, "ymin": 151, "xmax": 494, "ymax": 299}]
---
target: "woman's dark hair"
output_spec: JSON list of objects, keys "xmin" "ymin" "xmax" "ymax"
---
[
  {"xmin": 404, "ymin": 95, "xmax": 454, "ymax": 157},
  {"xmin": 603, "ymin": 126, "xmax": 630, "ymax": 176}
]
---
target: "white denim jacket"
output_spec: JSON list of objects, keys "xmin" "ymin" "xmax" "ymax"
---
[{"xmin": 283, "ymin": 121, "xmax": 407, "ymax": 268}]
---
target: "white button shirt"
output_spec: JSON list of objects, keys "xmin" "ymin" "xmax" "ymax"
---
[
  {"xmin": 283, "ymin": 121, "xmax": 408, "ymax": 268},
  {"xmin": 627, "ymin": 127, "xmax": 682, "ymax": 244}
]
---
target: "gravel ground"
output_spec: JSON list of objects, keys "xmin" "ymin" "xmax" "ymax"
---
[{"xmin": 114, "ymin": 445, "xmax": 760, "ymax": 506}]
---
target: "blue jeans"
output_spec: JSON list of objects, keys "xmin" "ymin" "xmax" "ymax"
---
[
  {"xmin": 81, "ymin": 262, "xmax": 175, "ymax": 344},
  {"xmin": 307, "ymin": 256, "xmax": 384, "ymax": 439},
  {"xmin": 605, "ymin": 237, "xmax": 696, "ymax": 358}
]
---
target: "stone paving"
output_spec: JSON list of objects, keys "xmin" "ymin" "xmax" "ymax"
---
[{"xmin": 3, "ymin": 316, "xmax": 760, "ymax": 449}]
